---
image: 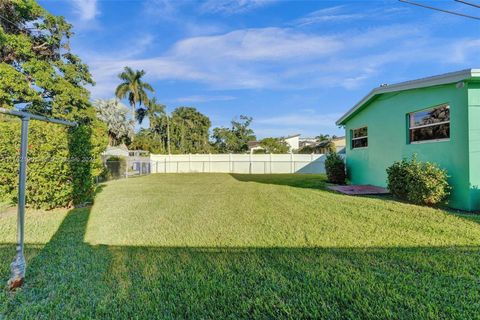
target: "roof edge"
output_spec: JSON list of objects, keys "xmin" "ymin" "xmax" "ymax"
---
[{"xmin": 336, "ymin": 69, "xmax": 480, "ymax": 126}]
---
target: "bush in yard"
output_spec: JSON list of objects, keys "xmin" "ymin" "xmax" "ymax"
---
[
  {"xmin": 325, "ymin": 152, "xmax": 346, "ymax": 184},
  {"xmin": 386, "ymin": 156, "xmax": 450, "ymax": 206}
]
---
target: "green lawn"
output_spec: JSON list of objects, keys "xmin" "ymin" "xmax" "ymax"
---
[{"xmin": 1, "ymin": 173, "xmax": 480, "ymax": 319}]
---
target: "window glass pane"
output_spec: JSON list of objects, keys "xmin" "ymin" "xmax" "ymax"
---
[
  {"xmin": 353, "ymin": 127, "xmax": 367, "ymax": 138},
  {"xmin": 410, "ymin": 105, "xmax": 449, "ymax": 128},
  {"xmin": 410, "ymin": 123, "xmax": 449, "ymax": 142},
  {"xmin": 352, "ymin": 137, "xmax": 368, "ymax": 148}
]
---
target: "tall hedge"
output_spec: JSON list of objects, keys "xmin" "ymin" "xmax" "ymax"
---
[{"xmin": 0, "ymin": 117, "xmax": 107, "ymax": 209}]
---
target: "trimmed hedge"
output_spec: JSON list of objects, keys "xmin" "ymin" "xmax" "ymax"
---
[
  {"xmin": 325, "ymin": 152, "xmax": 346, "ymax": 184},
  {"xmin": 386, "ymin": 156, "xmax": 450, "ymax": 206},
  {"xmin": 0, "ymin": 117, "xmax": 107, "ymax": 209}
]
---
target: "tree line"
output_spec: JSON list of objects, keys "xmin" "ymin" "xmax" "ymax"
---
[{"xmin": 94, "ymin": 67, "xmax": 293, "ymax": 154}]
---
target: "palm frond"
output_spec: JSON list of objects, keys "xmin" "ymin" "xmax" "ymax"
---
[
  {"xmin": 115, "ymin": 83, "xmax": 129, "ymax": 99},
  {"xmin": 142, "ymin": 82, "xmax": 154, "ymax": 93}
]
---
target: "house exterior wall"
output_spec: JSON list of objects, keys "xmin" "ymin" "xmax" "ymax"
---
[
  {"xmin": 343, "ymin": 83, "xmax": 472, "ymax": 210},
  {"xmin": 333, "ymin": 137, "xmax": 346, "ymax": 148},
  {"xmin": 467, "ymin": 81, "xmax": 480, "ymax": 210},
  {"xmin": 284, "ymin": 136, "xmax": 300, "ymax": 151}
]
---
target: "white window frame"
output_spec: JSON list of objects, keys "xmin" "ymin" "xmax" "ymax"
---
[
  {"xmin": 409, "ymin": 104, "xmax": 450, "ymax": 144},
  {"xmin": 351, "ymin": 126, "xmax": 368, "ymax": 149}
]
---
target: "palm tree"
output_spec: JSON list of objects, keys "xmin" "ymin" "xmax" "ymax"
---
[
  {"xmin": 115, "ymin": 66, "xmax": 154, "ymax": 124},
  {"xmin": 136, "ymin": 97, "xmax": 165, "ymax": 128},
  {"xmin": 137, "ymin": 97, "xmax": 172, "ymax": 154}
]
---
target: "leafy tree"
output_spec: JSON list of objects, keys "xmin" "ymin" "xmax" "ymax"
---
[
  {"xmin": 212, "ymin": 115, "xmax": 256, "ymax": 153},
  {"xmin": 0, "ymin": 0, "xmax": 108, "ymax": 208},
  {"xmin": 315, "ymin": 134, "xmax": 331, "ymax": 142},
  {"xmin": 94, "ymin": 98, "xmax": 133, "ymax": 146},
  {"xmin": 136, "ymin": 97, "xmax": 166, "ymax": 128},
  {"xmin": 297, "ymin": 145, "xmax": 316, "ymax": 154},
  {"xmin": 115, "ymin": 66, "xmax": 154, "ymax": 124},
  {"xmin": 259, "ymin": 137, "xmax": 289, "ymax": 154},
  {"xmin": 170, "ymin": 107, "xmax": 211, "ymax": 154},
  {"xmin": 129, "ymin": 129, "xmax": 165, "ymax": 154},
  {"xmin": 130, "ymin": 104, "xmax": 212, "ymax": 155},
  {"xmin": 1, "ymin": 0, "xmax": 93, "ymax": 118},
  {"xmin": 136, "ymin": 97, "xmax": 172, "ymax": 153}
]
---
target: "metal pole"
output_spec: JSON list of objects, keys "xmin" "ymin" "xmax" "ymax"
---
[
  {"xmin": 9, "ymin": 117, "xmax": 29, "ymax": 290},
  {"xmin": 0, "ymin": 108, "xmax": 75, "ymax": 290},
  {"xmin": 0, "ymin": 107, "xmax": 76, "ymax": 127}
]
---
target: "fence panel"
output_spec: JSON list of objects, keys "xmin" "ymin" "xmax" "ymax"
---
[{"xmin": 150, "ymin": 154, "xmax": 328, "ymax": 174}]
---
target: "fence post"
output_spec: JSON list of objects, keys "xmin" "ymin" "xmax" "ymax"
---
[
  {"xmin": 229, "ymin": 153, "xmax": 232, "ymax": 173},
  {"xmin": 311, "ymin": 153, "xmax": 314, "ymax": 173},
  {"xmin": 189, "ymin": 153, "xmax": 191, "ymax": 173},
  {"xmin": 249, "ymin": 153, "xmax": 252, "ymax": 174},
  {"xmin": 209, "ymin": 153, "xmax": 212, "ymax": 173},
  {"xmin": 270, "ymin": 153, "xmax": 272, "ymax": 174},
  {"xmin": 291, "ymin": 153, "xmax": 294, "ymax": 173}
]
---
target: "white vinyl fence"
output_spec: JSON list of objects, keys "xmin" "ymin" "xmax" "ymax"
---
[{"xmin": 150, "ymin": 154, "xmax": 327, "ymax": 174}]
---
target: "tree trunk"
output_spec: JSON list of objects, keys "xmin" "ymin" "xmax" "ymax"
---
[
  {"xmin": 167, "ymin": 116, "xmax": 171, "ymax": 155},
  {"xmin": 130, "ymin": 101, "xmax": 136, "ymax": 141}
]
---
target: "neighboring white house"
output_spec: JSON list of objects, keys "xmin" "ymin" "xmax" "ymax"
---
[
  {"xmin": 283, "ymin": 134, "xmax": 300, "ymax": 152},
  {"xmin": 102, "ymin": 145, "xmax": 130, "ymax": 157},
  {"xmin": 248, "ymin": 134, "xmax": 305, "ymax": 153},
  {"xmin": 298, "ymin": 137, "xmax": 317, "ymax": 148},
  {"xmin": 102, "ymin": 145, "xmax": 149, "ymax": 158}
]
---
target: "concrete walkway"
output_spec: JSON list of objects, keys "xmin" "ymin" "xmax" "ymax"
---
[{"xmin": 327, "ymin": 185, "xmax": 389, "ymax": 195}]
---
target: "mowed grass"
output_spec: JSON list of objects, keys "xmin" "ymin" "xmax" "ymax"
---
[{"xmin": 1, "ymin": 173, "xmax": 480, "ymax": 319}]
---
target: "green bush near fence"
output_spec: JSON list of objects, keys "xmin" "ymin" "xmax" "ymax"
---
[{"xmin": 325, "ymin": 152, "xmax": 346, "ymax": 184}]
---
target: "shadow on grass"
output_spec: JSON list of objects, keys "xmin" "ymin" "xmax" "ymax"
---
[
  {"xmin": 1, "ymin": 207, "xmax": 480, "ymax": 318},
  {"xmin": 230, "ymin": 174, "xmax": 480, "ymax": 225},
  {"xmin": 230, "ymin": 173, "xmax": 329, "ymax": 190}
]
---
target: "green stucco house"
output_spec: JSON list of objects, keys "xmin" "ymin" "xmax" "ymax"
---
[{"xmin": 336, "ymin": 69, "xmax": 480, "ymax": 211}]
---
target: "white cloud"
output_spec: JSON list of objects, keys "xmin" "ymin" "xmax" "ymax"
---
[
  {"xmin": 142, "ymin": 0, "xmax": 187, "ymax": 20},
  {"xmin": 171, "ymin": 28, "xmax": 342, "ymax": 61},
  {"xmin": 256, "ymin": 113, "xmax": 343, "ymax": 127},
  {"xmin": 83, "ymin": 19, "xmax": 480, "ymax": 98},
  {"xmin": 253, "ymin": 112, "xmax": 345, "ymax": 138},
  {"xmin": 173, "ymin": 95, "xmax": 237, "ymax": 103},
  {"xmin": 449, "ymin": 39, "xmax": 480, "ymax": 64},
  {"xmin": 200, "ymin": 0, "xmax": 275, "ymax": 15},
  {"xmin": 295, "ymin": 6, "xmax": 365, "ymax": 26},
  {"xmin": 71, "ymin": 0, "xmax": 98, "ymax": 21}
]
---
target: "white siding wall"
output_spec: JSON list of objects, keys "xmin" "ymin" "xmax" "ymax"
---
[{"xmin": 149, "ymin": 154, "xmax": 327, "ymax": 174}]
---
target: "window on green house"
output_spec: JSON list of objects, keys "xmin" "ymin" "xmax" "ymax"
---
[
  {"xmin": 409, "ymin": 104, "xmax": 450, "ymax": 143},
  {"xmin": 351, "ymin": 127, "xmax": 368, "ymax": 149}
]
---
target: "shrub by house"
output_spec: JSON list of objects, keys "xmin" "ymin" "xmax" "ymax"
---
[{"xmin": 387, "ymin": 156, "xmax": 450, "ymax": 206}]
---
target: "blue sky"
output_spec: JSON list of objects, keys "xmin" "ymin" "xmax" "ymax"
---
[{"xmin": 40, "ymin": 0, "xmax": 480, "ymax": 138}]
